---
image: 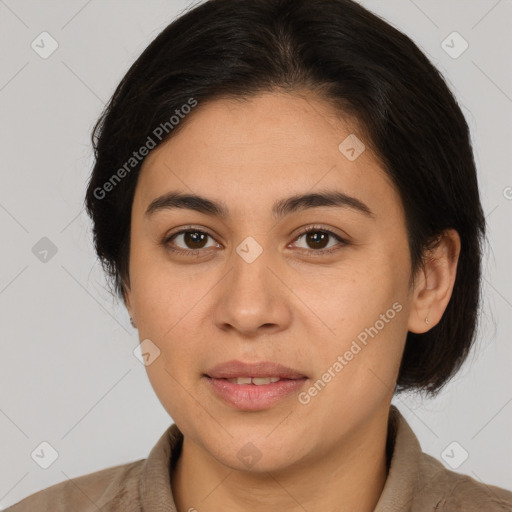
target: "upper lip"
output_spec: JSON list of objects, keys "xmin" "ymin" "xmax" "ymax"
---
[{"xmin": 205, "ymin": 360, "xmax": 307, "ymax": 379}]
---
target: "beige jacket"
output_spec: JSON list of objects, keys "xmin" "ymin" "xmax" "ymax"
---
[{"xmin": 5, "ymin": 405, "xmax": 512, "ymax": 511}]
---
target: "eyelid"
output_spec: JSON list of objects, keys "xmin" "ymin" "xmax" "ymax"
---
[{"xmin": 291, "ymin": 224, "xmax": 348, "ymax": 243}]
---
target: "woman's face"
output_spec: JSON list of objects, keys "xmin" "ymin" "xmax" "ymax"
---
[{"xmin": 125, "ymin": 92, "xmax": 423, "ymax": 472}]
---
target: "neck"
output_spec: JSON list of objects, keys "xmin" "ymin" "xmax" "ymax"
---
[{"xmin": 171, "ymin": 408, "xmax": 390, "ymax": 512}]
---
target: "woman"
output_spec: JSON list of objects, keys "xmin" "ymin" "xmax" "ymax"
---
[{"xmin": 6, "ymin": 0, "xmax": 512, "ymax": 510}]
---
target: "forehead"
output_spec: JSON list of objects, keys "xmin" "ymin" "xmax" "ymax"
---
[{"xmin": 135, "ymin": 92, "xmax": 401, "ymax": 221}]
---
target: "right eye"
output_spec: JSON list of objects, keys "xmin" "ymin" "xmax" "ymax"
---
[{"xmin": 163, "ymin": 228, "xmax": 221, "ymax": 255}]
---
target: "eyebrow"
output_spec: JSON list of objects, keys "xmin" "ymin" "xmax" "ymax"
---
[{"xmin": 145, "ymin": 190, "xmax": 375, "ymax": 220}]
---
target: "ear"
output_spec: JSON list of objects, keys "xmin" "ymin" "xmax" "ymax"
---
[{"xmin": 408, "ymin": 229, "xmax": 461, "ymax": 333}]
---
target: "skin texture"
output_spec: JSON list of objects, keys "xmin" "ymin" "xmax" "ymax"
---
[{"xmin": 124, "ymin": 91, "xmax": 461, "ymax": 512}]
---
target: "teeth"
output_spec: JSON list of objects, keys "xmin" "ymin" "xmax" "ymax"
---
[
  {"xmin": 253, "ymin": 377, "xmax": 280, "ymax": 385},
  {"xmin": 229, "ymin": 377, "xmax": 252, "ymax": 385},
  {"xmin": 226, "ymin": 377, "xmax": 281, "ymax": 385}
]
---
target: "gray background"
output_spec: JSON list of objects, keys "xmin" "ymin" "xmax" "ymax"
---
[{"xmin": 0, "ymin": 0, "xmax": 511, "ymax": 508}]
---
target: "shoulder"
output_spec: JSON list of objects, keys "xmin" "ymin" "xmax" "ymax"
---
[
  {"xmin": 383, "ymin": 406, "xmax": 512, "ymax": 512},
  {"xmin": 415, "ymin": 450, "xmax": 512, "ymax": 511},
  {"xmin": 4, "ymin": 423, "xmax": 181, "ymax": 512},
  {"xmin": 4, "ymin": 459, "xmax": 145, "ymax": 512}
]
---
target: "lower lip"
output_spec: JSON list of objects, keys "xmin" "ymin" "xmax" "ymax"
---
[{"xmin": 205, "ymin": 376, "xmax": 308, "ymax": 411}]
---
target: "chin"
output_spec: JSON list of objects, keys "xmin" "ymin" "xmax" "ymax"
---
[{"xmin": 204, "ymin": 435, "xmax": 307, "ymax": 474}]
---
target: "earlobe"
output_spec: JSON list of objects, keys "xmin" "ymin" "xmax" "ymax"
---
[{"xmin": 407, "ymin": 229, "xmax": 461, "ymax": 334}]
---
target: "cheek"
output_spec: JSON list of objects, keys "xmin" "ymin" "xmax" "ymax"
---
[
  {"xmin": 297, "ymin": 259, "xmax": 401, "ymax": 336},
  {"xmin": 129, "ymin": 244, "xmax": 201, "ymax": 327},
  {"xmin": 129, "ymin": 264, "xmax": 205, "ymax": 380},
  {"xmin": 300, "ymin": 296, "xmax": 407, "ymax": 434},
  {"xmin": 303, "ymin": 256, "xmax": 409, "ymax": 390},
  {"xmin": 144, "ymin": 354, "xmax": 205, "ymax": 432}
]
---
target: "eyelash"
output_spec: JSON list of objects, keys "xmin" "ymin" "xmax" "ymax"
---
[{"xmin": 162, "ymin": 225, "xmax": 347, "ymax": 257}]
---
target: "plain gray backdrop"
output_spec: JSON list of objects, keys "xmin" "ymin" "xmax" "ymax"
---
[{"xmin": 1, "ymin": 0, "xmax": 511, "ymax": 508}]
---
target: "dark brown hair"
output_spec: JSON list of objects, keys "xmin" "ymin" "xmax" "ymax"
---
[{"xmin": 85, "ymin": 0, "xmax": 486, "ymax": 397}]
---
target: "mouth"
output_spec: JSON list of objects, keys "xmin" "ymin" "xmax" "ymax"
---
[{"xmin": 204, "ymin": 360, "xmax": 308, "ymax": 410}]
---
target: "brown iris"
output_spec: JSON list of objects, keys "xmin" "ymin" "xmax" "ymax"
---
[
  {"xmin": 304, "ymin": 231, "xmax": 329, "ymax": 250},
  {"xmin": 183, "ymin": 231, "xmax": 208, "ymax": 249}
]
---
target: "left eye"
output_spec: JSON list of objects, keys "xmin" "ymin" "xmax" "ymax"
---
[{"xmin": 291, "ymin": 228, "xmax": 345, "ymax": 252}]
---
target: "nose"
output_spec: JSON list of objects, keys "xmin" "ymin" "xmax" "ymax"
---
[{"xmin": 211, "ymin": 242, "xmax": 293, "ymax": 339}]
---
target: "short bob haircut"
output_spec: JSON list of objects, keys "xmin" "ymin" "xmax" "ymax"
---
[{"xmin": 85, "ymin": 0, "xmax": 486, "ymax": 397}]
